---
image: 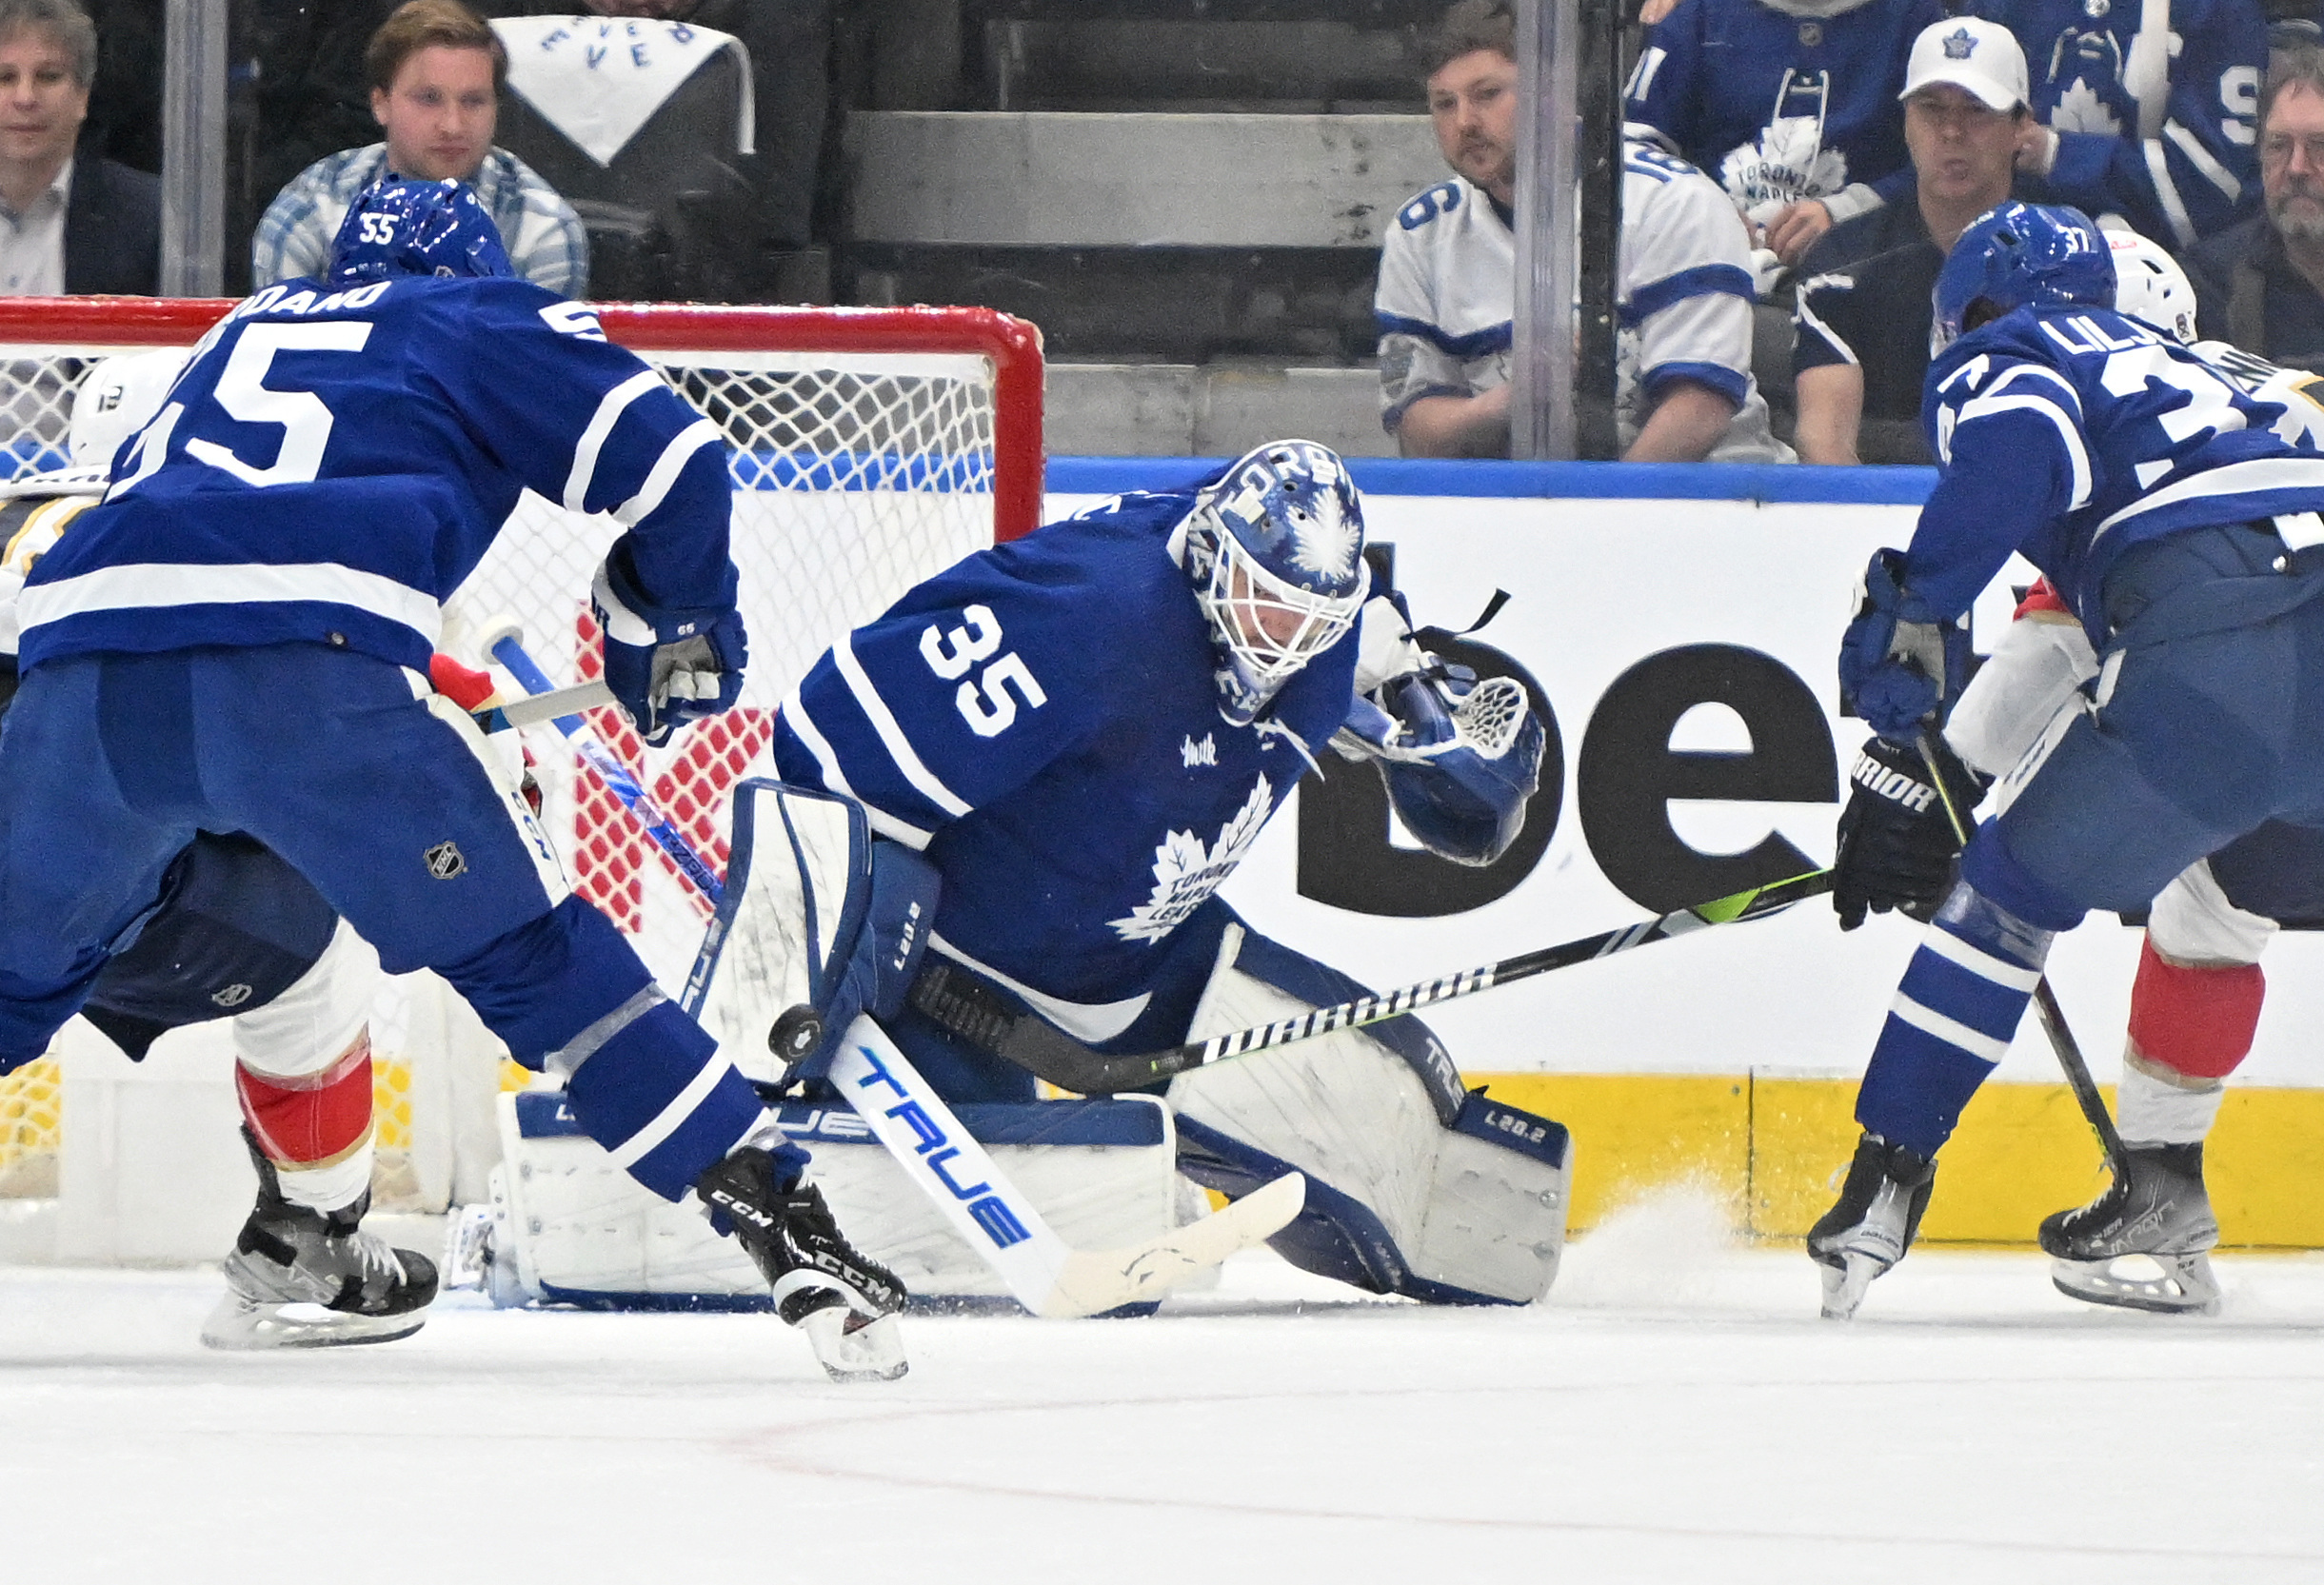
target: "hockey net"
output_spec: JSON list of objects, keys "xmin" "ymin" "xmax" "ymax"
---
[{"xmin": 0, "ymin": 297, "xmax": 1043, "ymax": 1212}]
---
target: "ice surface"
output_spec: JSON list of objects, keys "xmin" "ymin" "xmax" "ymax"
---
[{"xmin": 8, "ymin": 1191, "xmax": 2324, "ymax": 1584}]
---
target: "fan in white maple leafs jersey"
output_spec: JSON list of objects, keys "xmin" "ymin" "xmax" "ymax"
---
[{"xmin": 770, "ymin": 441, "xmax": 1575, "ymax": 1306}]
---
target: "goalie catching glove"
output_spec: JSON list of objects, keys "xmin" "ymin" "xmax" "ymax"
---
[
  {"xmin": 1330, "ymin": 596, "xmax": 1542, "ymax": 866},
  {"xmin": 591, "ymin": 544, "xmax": 747, "ymax": 746},
  {"xmin": 1832, "ymin": 733, "xmax": 1987, "ymax": 931}
]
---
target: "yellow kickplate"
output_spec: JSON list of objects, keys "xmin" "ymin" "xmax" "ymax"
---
[{"xmin": 1474, "ymin": 1073, "xmax": 2324, "ymax": 1248}]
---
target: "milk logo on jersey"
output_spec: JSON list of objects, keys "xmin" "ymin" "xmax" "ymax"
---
[
  {"xmin": 1182, "ymin": 733, "xmax": 1217, "ymax": 768},
  {"xmin": 1111, "ymin": 776, "xmax": 1274, "ymax": 942},
  {"xmin": 1719, "ymin": 70, "xmax": 1844, "ymax": 217}
]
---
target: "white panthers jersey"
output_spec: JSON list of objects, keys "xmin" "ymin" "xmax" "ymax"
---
[{"xmin": 1374, "ymin": 141, "xmax": 1792, "ymax": 463}]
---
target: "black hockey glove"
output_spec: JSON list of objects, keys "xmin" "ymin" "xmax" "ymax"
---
[{"xmin": 1832, "ymin": 734, "xmax": 1986, "ymax": 931}]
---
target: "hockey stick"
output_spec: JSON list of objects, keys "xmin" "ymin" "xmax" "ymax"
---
[
  {"xmin": 830, "ymin": 1017, "xmax": 1305, "ymax": 1318},
  {"xmin": 481, "ymin": 631, "xmax": 1302, "ymax": 1313},
  {"xmin": 484, "ymin": 629, "xmax": 727, "ymax": 902},
  {"xmin": 1916, "ymin": 728, "xmax": 2129, "ymax": 1171},
  {"xmin": 907, "ymin": 867, "xmax": 1835, "ymax": 1094},
  {"xmin": 468, "ymin": 679, "xmax": 614, "ymax": 735}
]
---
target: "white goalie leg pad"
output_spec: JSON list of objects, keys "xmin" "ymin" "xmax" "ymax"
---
[
  {"xmin": 1167, "ymin": 932, "xmax": 1570, "ymax": 1303},
  {"xmin": 479, "ymin": 1088, "xmax": 1181, "ymax": 1307}
]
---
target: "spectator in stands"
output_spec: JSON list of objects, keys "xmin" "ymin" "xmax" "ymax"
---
[
  {"xmin": 1379, "ymin": 0, "xmax": 1792, "ymax": 462},
  {"xmin": 1627, "ymin": 0, "xmax": 1946, "ymax": 271},
  {"xmin": 483, "ymin": 0, "xmax": 835, "ymax": 252},
  {"xmin": 251, "ymin": 0, "xmax": 586, "ymax": 293},
  {"xmin": 0, "ymin": 0, "xmax": 152, "ymax": 296},
  {"xmin": 2187, "ymin": 42, "xmax": 2324, "ymax": 368},
  {"xmin": 1970, "ymin": 0, "xmax": 2265, "ymax": 251},
  {"xmin": 1793, "ymin": 18, "xmax": 2032, "ymax": 465}
]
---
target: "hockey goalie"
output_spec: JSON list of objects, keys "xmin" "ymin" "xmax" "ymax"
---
[
  {"xmin": 493, "ymin": 440, "xmax": 1572, "ymax": 1311},
  {"xmin": 754, "ymin": 439, "xmax": 1573, "ymax": 1307}
]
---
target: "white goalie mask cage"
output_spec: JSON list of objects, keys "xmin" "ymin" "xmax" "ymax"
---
[{"xmin": 1187, "ymin": 440, "xmax": 1370, "ymax": 723}]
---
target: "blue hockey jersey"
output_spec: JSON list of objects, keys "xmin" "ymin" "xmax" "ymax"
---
[
  {"xmin": 769, "ymin": 484, "xmax": 1360, "ymax": 1010},
  {"xmin": 1969, "ymin": 0, "xmax": 2264, "ymax": 248},
  {"xmin": 1626, "ymin": 0, "xmax": 1944, "ymax": 229},
  {"xmin": 15, "ymin": 275, "xmax": 730, "ymax": 673},
  {"xmin": 1910, "ymin": 304, "xmax": 2324, "ymax": 637}
]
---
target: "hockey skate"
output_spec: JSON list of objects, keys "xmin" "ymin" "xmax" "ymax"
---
[
  {"xmin": 1808, "ymin": 1132, "xmax": 1936, "ymax": 1320},
  {"xmin": 2039, "ymin": 1142, "xmax": 2222, "ymax": 1317},
  {"xmin": 202, "ymin": 1130, "xmax": 438, "ymax": 1350},
  {"xmin": 697, "ymin": 1145, "xmax": 909, "ymax": 1382}
]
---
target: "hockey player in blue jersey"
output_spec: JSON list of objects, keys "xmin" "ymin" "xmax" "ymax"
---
[
  {"xmin": 768, "ymin": 439, "xmax": 1576, "ymax": 1306},
  {"xmin": 0, "ymin": 180, "xmax": 906, "ymax": 1378},
  {"xmin": 1969, "ymin": 0, "xmax": 2266, "ymax": 249},
  {"xmin": 1809, "ymin": 200, "xmax": 2324, "ymax": 1318}
]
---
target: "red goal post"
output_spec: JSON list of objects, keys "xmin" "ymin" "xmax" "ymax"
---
[{"xmin": 0, "ymin": 295, "xmax": 1045, "ymax": 1213}]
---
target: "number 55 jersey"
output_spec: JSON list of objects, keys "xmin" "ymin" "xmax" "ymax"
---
[
  {"xmin": 15, "ymin": 273, "xmax": 730, "ymax": 675},
  {"xmin": 768, "ymin": 480, "xmax": 1361, "ymax": 1012}
]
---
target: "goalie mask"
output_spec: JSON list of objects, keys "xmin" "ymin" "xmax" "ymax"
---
[{"xmin": 1183, "ymin": 440, "xmax": 1370, "ymax": 725}]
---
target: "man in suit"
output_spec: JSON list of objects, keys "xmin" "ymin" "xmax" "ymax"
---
[{"xmin": 0, "ymin": 0, "xmax": 154, "ymax": 297}]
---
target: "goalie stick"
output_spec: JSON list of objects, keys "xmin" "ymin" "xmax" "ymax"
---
[
  {"xmin": 480, "ymin": 630, "xmax": 1305, "ymax": 1317},
  {"xmin": 908, "ymin": 868, "xmax": 1834, "ymax": 1094}
]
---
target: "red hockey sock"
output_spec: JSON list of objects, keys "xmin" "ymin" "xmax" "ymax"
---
[
  {"xmin": 235, "ymin": 1032, "xmax": 375, "ymax": 1169},
  {"xmin": 2126, "ymin": 939, "xmax": 2263, "ymax": 1082}
]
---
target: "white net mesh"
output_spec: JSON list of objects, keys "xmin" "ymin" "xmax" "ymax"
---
[{"xmin": 0, "ymin": 311, "xmax": 1030, "ymax": 1203}]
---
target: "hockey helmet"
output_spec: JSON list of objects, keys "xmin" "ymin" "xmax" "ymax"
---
[
  {"xmin": 328, "ymin": 178, "xmax": 514, "ymax": 286},
  {"xmin": 0, "ymin": 347, "xmax": 189, "ymax": 501},
  {"xmin": 2106, "ymin": 228, "xmax": 2198, "ymax": 346},
  {"xmin": 1185, "ymin": 439, "xmax": 1370, "ymax": 724},
  {"xmin": 1933, "ymin": 201, "xmax": 2112, "ymax": 348}
]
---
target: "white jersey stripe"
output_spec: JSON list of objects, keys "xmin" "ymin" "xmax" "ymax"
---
[
  {"xmin": 563, "ymin": 368, "xmax": 661, "ymax": 512},
  {"xmin": 832, "ymin": 632, "xmax": 974, "ymax": 819},
  {"xmin": 2093, "ymin": 455, "xmax": 2324, "ymax": 547},
  {"xmin": 605, "ymin": 1050, "xmax": 743, "ymax": 1170},
  {"xmin": 2164, "ymin": 120, "xmax": 2240, "ymax": 203},
  {"xmin": 1889, "ymin": 993, "xmax": 2014, "ymax": 1065},
  {"xmin": 614, "ymin": 419, "xmax": 723, "ymax": 526},
  {"xmin": 17, "ymin": 560, "xmax": 443, "ymax": 644},
  {"xmin": 1957, "ymin": 392, "xmax": 2092, "ymax": 509},
  {"xmin": 777, "ymin": 685, "xmax": 936, "ymax": 850},
  {"xmin": 1920, "ymin": 925, "xmax": 2043, "ymax": 993},
  {"xmin": 2143, "ymin": 137, "xmax": 2197, "ymax": 250}
]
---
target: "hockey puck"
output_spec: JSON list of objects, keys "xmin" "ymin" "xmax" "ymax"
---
[{"xmin": 768, "ymin": 1005, "xmax": 824, "ymax": 1061}]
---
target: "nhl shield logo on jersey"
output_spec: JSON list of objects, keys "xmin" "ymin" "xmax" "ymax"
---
[
  {"xmin": 424, "ymin": 841, "xmax": 467, "ymax": 880},
  {"xmin": 1110, "ymin": 777, "xmax": 1274, "ymax": 942}
]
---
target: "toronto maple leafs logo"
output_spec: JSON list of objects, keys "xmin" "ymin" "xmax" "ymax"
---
[
  {"xmin": 1110, "ymin": 777, "xmax": 1275, "ymax": 941},
  {"xmin": 1722, "ymin": 117, "xmax": 1849, "ymax": 218},
  {"xmin": 2052, "ymin": 76, "xmax": 2122, "ymax": 137},
  {"xmin": 1941, "ymin": 26, "xmax": 1976, "ymax": 60}
]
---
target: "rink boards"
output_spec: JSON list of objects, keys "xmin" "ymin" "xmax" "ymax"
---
[{"xmin": 1049, "ymin": 458, "xmax": 2324, "ymax": 1248}]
